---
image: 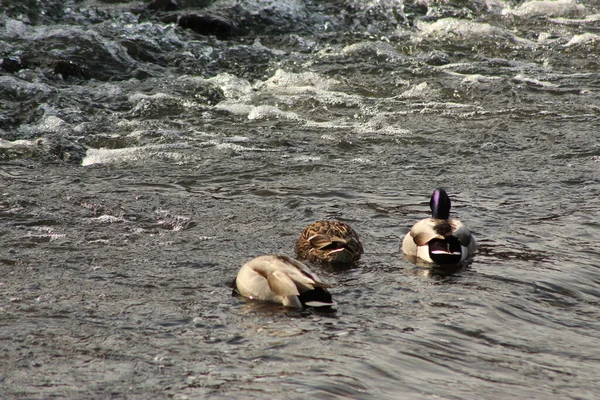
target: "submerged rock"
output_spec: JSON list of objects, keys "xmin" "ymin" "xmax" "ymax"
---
[
  {"xmin": 161, "ymin": 13, "xmax": 237, "ymax": 39},
  {"xmin": 0, "ymin": 136, "xmax": 87, "ymax": 164},
  {"xmin": 51, "ymin": 60, "xmax": 90, "ymax": 80},
  {"xmin": 0, "ymin": 56, "xmax": 26, "ymax": 73},
  {"xmin": 147, "ymin": 0, "xmax": 179, "ymax": 12}
]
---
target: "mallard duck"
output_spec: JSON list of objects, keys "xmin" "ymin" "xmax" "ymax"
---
[
  {"xmin": 234, "ymin": 254, "xmax": 335, "ymax": 308},
  {"xmin": 295, "ymin": 220, "xmax": 363, "ymax": 265},
  {"xmin": 401, "ymin": 188, "xmax": 476, "ymax": 265}
]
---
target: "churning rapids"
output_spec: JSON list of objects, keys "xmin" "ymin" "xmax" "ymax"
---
[{"xmin": 1, "ymin": 0, "xmax": 600, "ymax": 398}]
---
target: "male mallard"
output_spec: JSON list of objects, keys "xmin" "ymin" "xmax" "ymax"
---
[
  {"xmin": 234, "ymin": 254, "xmax": 335, "ymax": 308},
  {"xmin": 295, "ymin": 220, "xmax": 363, "ymax": 265},
  {"xmin": 401, "ymin": 188, "xmax": 476, "ymax": 265}
]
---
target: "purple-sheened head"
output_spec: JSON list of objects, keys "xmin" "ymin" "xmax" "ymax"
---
[{"xmin": 430, "ymin": 188, "xmax": 451, "ymax": 219}]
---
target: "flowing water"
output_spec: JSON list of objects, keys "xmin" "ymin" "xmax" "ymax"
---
[{"xmin": 1, "ymin": 0, "xmax": 600, "ymax": 398}]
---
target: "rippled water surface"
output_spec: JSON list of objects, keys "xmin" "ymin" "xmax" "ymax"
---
[{"xmin": 1, "ymin": 0, "xmax": 600, "ymax": 398}]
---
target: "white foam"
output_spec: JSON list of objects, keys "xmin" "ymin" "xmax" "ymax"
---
[
  {"xmin": 200, "ymin": 140, "xmax": 272, "ymax": 152},
  {"xmin": 397, "ymin": 82, "xmax": 435, "ymax": 99},
  {"xmin": 227, "ymin": 136, "xmax": 251, "ymax": 143},
  {"xmin": 460, "ymin": 74, "xmax": 503, "ymax": 84},
  {"xmin": 207, "ymin": 73, "xmax": 253, "ymax": 99},
  {"xmin": 211, "ymin": 69, "xmax": 364, "ymax": 128},
  {"xmin": 320, "ymin": 134, "xmax": 337, "ymax": 141},
  {"xmin": 128, "ymin": 91, "xmax": 173, "ymax": 102},
  {"xmin": 341, "ymin": 41, "xmax": 403, "ymax": 61},
  {"xmin": 0, "ymin": 138, "xmax": 39, "ymax": 150},
  {"xmin": 256, "ymin": 69, "xmax": 339, "ymax": 93},
  {"xmin": 247, "ymin": 105, "xmax": 300, "ymax": 120},
  {"xmin": 549, "ymin": 13, "xmax": 600, "ymax": 25},
  {"xmin": 214, "ymin": 101, "xmax": 255, "ymax": 115},
  {"xmin": 513, "ymin": 74, "xmax": 559, "ymax": 88},
  {"xmin": 292, "ymin": 155, "xmax": 321, "ymax": 162},
  {"xmin": 363, "ymin": 125, "xmax": 412, "ymax": 136},
  {"xmin": 502, "ymin": 0, "xmax": 586, "ymax": 18},
  {"xmin": 91, "ymin": 215, "xmax": 126, "ymax": 224},
  {"xmin": 414, "ymin": 18, "xmax": 511, "ymax": 42},
  {"xmin": 81, "ymin": 144, "xmax": 189, "ymax": 166},
  {"xmin": 564, "ymin": 33, "xmax": 600, "ymax": 47},
  {"xmin": 351, "ymin": 157, "xmax": 375, "ymax": 165},
  {"xmin": 359, "ymin": 115, "xmax": 412, "ymax": 136},
  {"xmin": 213, "ymin": 142, "xmax": 268, "ymax": 152}
]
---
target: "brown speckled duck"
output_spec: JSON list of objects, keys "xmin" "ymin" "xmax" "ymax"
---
[
  {"xmin": 295, "ymin": 220, "xmax": 363, "ymax": 265},
  {"xmin": 234, "ymin": 254, "xmax": 334, "ymax": 308},
  {"xmin": 402, "ymin": 188, "xmax": 476, "ymax": 265}
]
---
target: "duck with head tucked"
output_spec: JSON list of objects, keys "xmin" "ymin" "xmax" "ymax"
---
[
  {"xmin": 295, "ymin": 220, "xmax": 363, "ymax": 265},
  {"xmin": 402, "ymin": 188, "xmax": 476, "ymax": 265},
  {"xmin": 234, "ymin": 254, "xmax": 335, "ymax": 308}
]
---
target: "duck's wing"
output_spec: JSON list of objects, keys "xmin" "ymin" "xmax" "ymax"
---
[
  {"xmin": 245, "ymin": 255, "xmax": 328, "ymax": 290},
  {"xmin": 272, "ymin": 255, "xmax": 330, "ymax": 289},
  {"xmin": 303, "ymin": 221, "xmax": 350, "ymax": 246},
  {"xmin": 241, "ymin": 255, "xmax": 317, "ymax": 294},
  {"xmin": 307, "ymin": 233, "xmax": 337, "ymax": 250},
  {"xmin": 409, "ymin": 219, "xmax": 444, "ymax": 246},
  {"xmin": 296, "ymin": 223, "xmax": 334, "ymax": 259},
  {"xmin": 297, "ymin": 220, "xmax": 364, "ymax": 263},
  {"xmin": 449, "ymin": 219, "xmax": 474, "ymax": 247},
  {"xmin": 267, "ymin": 270, "xmax": 301, "ymax": 297}
]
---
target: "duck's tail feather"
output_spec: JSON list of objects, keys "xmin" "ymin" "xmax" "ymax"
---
[{"xmin": 298, "ymin": 287, "xmax": 335, "ymax": 308}]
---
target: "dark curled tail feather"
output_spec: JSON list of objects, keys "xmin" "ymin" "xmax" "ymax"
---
[
  {"xmin": 428, "ymin": 238, "xmax": 462, "ymax": 265},
  {"xmin": 298, "ymin": 287, "xmax": 334, "ymax": 307}
]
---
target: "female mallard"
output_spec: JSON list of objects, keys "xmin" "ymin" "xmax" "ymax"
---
[
  {"xmin": 295, "ymin": 220, "xmax": 363, "ymax": 265},
  {"xmin": 234, "ymin": 254, "xmax": 335, "ymax": 308},
  {"xmin": 401, "ymin": 188, "xmax": 476, "ymax": 265}
]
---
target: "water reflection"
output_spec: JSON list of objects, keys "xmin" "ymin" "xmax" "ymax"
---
[{"xmin": 403, "ymin": 262, "xmax": 467, "ymax": 279}]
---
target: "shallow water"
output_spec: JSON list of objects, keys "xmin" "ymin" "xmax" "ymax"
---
[{"xmin": 1, "ymin": 0, "xmax": 600, "ymax": 398}]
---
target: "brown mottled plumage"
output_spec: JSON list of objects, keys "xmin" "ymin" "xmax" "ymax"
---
[{"xmin": 295, "ymin": 220, "xmax": 363, "ymax": 265}]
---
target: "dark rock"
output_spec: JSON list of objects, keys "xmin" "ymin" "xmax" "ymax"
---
[
  {"xmin": 417, "ymin": 51, "xmax": 451, "ymax": 66},
  {"xmin": 1, "ymin": 56, "xmax": 25, "ymax": 73},
  {"xmin": 174, "ymin": 14, "xmax": 237, "ymax": 40},
  {"xmin": 0, "ymin": 135, "xmax": 87, "ymax": 164},
  {"xmin": 52, "ymin": 60, "xmax": 90, "ymax": 80},
  {"xmin": 119, "ymin": 40, "xmax": 163, "ymax": 64},
  {"xmin": 44, "ymin": 135, "xmax": 88, "ymax": 164},
  {"xmin": 147, "ymin": 0, "xmax": 179, "ymax": 12}
]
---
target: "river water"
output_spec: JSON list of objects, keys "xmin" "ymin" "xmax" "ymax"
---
[{"xmin": 1, "ymin": 0, "xmax": 600, "ymax": 398}]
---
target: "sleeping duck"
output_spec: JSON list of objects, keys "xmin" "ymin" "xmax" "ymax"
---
[
  {"xmin": 295, "ymin": 220, "xmax": 363, "ymax": 265},
  {"xmin": 234, "ymin": 254, "xmax": 335, "ymax": 308},
  {"xmin": 401, "ymin": 188, "xmax": 476, "ymax": 265}
]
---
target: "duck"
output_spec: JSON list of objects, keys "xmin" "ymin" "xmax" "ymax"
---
[
  {"xmin": 295, "ymin": 220, "xmax": 363, "ymax": 265},
  {"xmin": 234, "ymin": 254, "xmax": 335, "ymax": 308},
  {"xmin": 401, "ymin": 188, "xmax": 476, "ymax": 265}
]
